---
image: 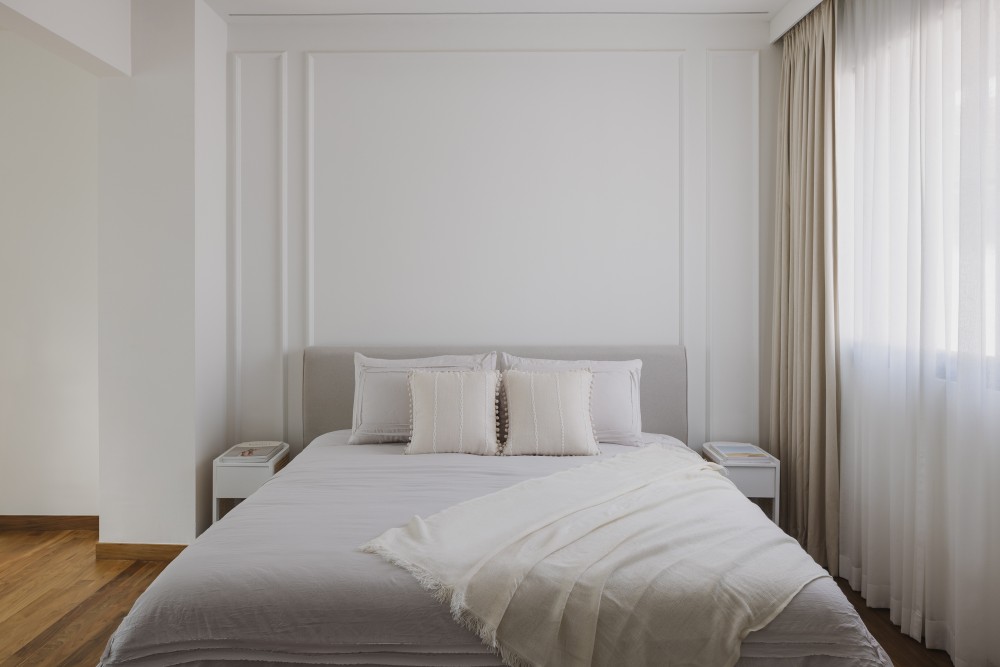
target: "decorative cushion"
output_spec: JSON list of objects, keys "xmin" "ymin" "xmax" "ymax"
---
[
  {"xmin": 502, "ymin": 370, "xmax": 599, "ymax": 456},
  {"xmin": 499, "ymin": 354, "xmax": 643, "ymax": 445},
  {"xmin": 349, "ymin": 352, "xmax": 496, "ymax": 444},
  {"xmin": 406, "ymin": 371, "xmax": 501, "ymax": 455}
]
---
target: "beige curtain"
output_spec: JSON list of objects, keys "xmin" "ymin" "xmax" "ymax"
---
[{"xmin": 770, "ymin": 0, "xmax": 839, "ymax": 575}]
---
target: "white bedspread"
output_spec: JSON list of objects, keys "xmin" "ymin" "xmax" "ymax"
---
[
  {"xmin": 365, "ymin": 444, "xmax": 829, "ymax": 667},
  {"xmin": 100, "ymin": 431, "xmax": 890, "ymax": 667}
]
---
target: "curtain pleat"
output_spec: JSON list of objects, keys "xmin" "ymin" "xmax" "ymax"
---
[{"xmin": 771, "ymin": 0, "xmax": 840, "ymax": 575}]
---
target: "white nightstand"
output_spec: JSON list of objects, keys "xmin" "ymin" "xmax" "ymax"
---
[
  {"xmin": 213, "ymin": 442, "xmax": 290, "ymax": 522},
  {"xmin": 703, "ymin": 442, "xmax": 780, "ymax": 523}
]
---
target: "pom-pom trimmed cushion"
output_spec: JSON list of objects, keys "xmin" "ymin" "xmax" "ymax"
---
[
  {"xmin": 502, "ymin": 369, "xmax": 599, "ymax": 456},
  {"xmin": 500, "ymin": 354, "xmax": 642, "ymax": 446},
  {"xmin": 349, "ymin": 352, "xmax": 496, "ymax": 445},
  {"xmin": 406, "ymin": 370, "xmax": 501, "ymax": 455}
]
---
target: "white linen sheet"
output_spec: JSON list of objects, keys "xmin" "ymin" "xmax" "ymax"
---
[{"xmin": 100, "ymin": 431, "xmax": 890, "ymax": 667}]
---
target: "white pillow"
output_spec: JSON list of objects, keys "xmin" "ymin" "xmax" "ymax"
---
[
  {"xmin": 349, "ymin": 352, "xmax": 496, "ymax": 444},
  {"xmin": 499, "ymin": 354, "xmax": 642, "ymax": 445},
  {"xmin": 406, "ymin": 371, "xmax": 501, "ymax": 455},
  {"xmin": 502, "ymin": 370, "xmax": 599, "ymax": 456}
]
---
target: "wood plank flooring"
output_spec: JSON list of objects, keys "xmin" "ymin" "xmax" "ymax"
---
[
  {"xmin": 0, "ymin": 529, "xmax": 957, "ymax": 666},
  {"xmin": 0, "ymin": 529, "xmax": 166, "ymax": 667}
]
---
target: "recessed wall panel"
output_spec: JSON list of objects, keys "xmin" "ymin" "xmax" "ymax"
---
[
  {"xmin": 232, "ymin": 52, "xmax": 286, "ymax": 442},
  {"xmin": 309, "ymin": 51, "xmax": 682, "ymax": 346},
  {"xmin": 707, "ymin": 50, "xmax": 759, "ymax": 442}
]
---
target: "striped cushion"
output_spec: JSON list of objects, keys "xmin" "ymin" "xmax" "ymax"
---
[
  {"xmin": 502, "ymin": 370, "xmax": 599, "ymax": 456},
  {"xmin": 406, "ymin": 371, "xmax": 501, "ymax": 455}
]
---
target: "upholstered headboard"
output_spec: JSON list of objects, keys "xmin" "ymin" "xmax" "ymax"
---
[{"xmin": 302, "ymin": 346, "xmax": 688, "ymax": 447}]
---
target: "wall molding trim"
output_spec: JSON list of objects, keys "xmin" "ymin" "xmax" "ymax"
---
[
  {"xmin": 305, "ymin": 52, "xmax": 317, "ymax": 349},
  {"xmin": 229, "ymin": 50, "xmax": 290, "ymax": 447},
  {"xmin": 0, "ymin": 515, "xmax": 99, "ymax": 531},
  {"xmin": 227, "ymin": 16, "xmax": 778, "ymax": 453},
  {"xmin": 95, "ymin": 542, "xmax": 187, "ymax": 561}
]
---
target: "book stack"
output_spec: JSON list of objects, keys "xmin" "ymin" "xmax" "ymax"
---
[
  {"xmin": 220, "ymin": 442, "xmax": 285, "ymax": 464},
  {"xmin": 703, "ymin": 442, "xmax": 777, "ymax": 466}
]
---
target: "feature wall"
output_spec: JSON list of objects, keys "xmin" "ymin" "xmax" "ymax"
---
[{"xmin": 228, "ymin": 15, "xmax": 780, "ymax": 454}]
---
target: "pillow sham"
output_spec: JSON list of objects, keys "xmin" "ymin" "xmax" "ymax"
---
[
  {"xmin": 499, "ymin": 353, "xmax": 642, "ymax": 445},
  {"xmin": 349, "ymin": 352, "xmax": 496, "ymax": 445},
  {"xmin": 406, "ymin": 370, "xmax": 501, "ymax": 455},
  {"xmin": 502, "ymin": 369, "xmax": 599, "ymax": 456}
]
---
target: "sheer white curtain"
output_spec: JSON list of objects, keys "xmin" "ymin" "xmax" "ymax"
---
[{"xmin": 836, "ymin": 1, "xmax": 1000, "ymax": 665}]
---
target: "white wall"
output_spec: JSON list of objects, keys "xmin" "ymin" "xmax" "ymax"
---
[
  {"xmin": 99, "ymin": 0, "xmax": 227, "ymax": 544},
  {"xmin": 0, "ymin": 0, "xmax": 130, "ymax": 75},
  {"xmin": 0, "ymin": 30, "xmax": 99, "ymax": 515},
  {"xmin": 193, "ymin": 0, "xmax": 230, "ymax": 537},
  {"xmin": 229, "ymin": 15, "xmax": 781, "ymax": 454}
]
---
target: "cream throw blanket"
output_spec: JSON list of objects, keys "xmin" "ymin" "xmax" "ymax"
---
[{"xmin": 363, "ymin": 445, "xmax": 828, "ymax": 667}]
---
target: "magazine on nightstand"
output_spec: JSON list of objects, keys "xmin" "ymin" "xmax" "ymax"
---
[
  {"xmin": 220, "ymin": 442, "xmax": 285, "ymax": 463},
  {"xmin": 703, "ymin": 441, "xmax": 777, "ymax": 466}
]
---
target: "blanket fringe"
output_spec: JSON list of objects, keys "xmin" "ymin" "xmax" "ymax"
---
[{"xmin": 361, "ymin": 540, "xmax": 536, "ymax": 667}]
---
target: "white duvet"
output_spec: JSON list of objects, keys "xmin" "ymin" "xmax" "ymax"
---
[
  {"xmin": 100, "ymin": 431, "xmax": 891, "ymax": 667},
  {"xmin": 365, "ymin": 444, "xmax": 828, "ymax": 667}
]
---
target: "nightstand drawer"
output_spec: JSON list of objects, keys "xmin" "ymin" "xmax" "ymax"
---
[
  {"xmin": 215, "ymin": 465, "xmax": 275, "ymax": 499},
  {"xmin": 726, "ymin": 466, "xmax": 777, "ymax": 499}
]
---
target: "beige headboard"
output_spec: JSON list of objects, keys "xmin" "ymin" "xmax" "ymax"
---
[{"xmin": 302, "ymin": 346, "xmax": 688, "ymax": 447}]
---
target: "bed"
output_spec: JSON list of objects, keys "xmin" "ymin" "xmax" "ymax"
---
[{"xmin": 100, "ymin": 346, "xmax": 890, "ymax": 667}]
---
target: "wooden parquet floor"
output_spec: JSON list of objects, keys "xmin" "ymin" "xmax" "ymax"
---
[
  {"xmin": 0, "ymin": 529, "xmax": 957, "ymax": 666},
  {"xmin": 0, "ymin": 529, "xmax": 166, "ymax": 667}
]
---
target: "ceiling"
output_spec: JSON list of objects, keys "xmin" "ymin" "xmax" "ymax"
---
[{"xmin": 205, "ymin": 0, "xmax": 791, "ymax": 21}]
